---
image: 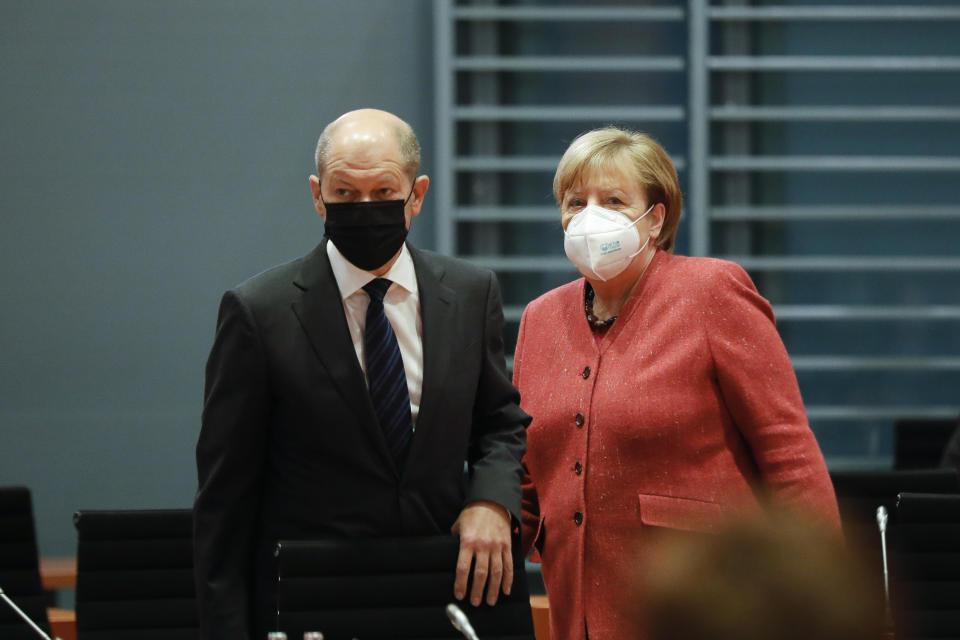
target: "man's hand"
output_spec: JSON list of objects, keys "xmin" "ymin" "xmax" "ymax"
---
[{"xmin": 451, "ymin": 500, "xmax": 513, "ymax": 607}]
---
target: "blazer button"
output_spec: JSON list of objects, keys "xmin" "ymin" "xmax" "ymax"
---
[
  {"xmin": 573, "ymin": 511, "xmax": 583, "ymax": 526},
  {"xmin": 574, "ymin": 461, "xmax": 583, "ymax": 475},
  {"xmin": 574, "ymin": 413, "xmax": 584, "ymax": 427},
  {"xmin": 582, "ymin": 366, "xmax": 591, "ymax": 379}
]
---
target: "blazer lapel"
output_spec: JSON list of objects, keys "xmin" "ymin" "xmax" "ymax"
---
[
  {"xmin": 408, "ymin": 247, "xmax": 457, "ymax": 462},
  {"xmin": 290, "ymin": 241, "xmax": 394, "ymax": 469}
]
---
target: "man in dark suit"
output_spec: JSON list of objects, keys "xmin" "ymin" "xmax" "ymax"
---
[{"xmin": 193, "ymin": 109, "xmax": 530, "ymax": 640}]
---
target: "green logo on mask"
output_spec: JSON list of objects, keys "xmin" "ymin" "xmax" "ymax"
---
[{"xmin": 599, "ymin": 240, "xmax": 621, "ymax": 256}]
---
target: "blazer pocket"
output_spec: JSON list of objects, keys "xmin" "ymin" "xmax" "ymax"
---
[{"xmin": 637, "ymin": 493, "xmax": 723, "ymax": 533}]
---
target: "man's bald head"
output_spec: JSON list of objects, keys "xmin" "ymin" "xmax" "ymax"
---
[{"xmin": 314, "ymin": 109, "xmax": 421, "ymax": 182}]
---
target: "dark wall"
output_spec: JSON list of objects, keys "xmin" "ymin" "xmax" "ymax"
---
[{"xmin": 0, "ymin": 1, "xmax": 434, "ymax": 560}]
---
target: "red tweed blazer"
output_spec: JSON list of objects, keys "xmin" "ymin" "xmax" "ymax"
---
[{"xmin": 514, "ymin": 250, "xmax": 840, "ymax": 640}]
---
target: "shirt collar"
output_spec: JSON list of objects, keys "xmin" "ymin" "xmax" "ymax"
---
[{"xmin": 326, "ymin": 240, "xmax": 418, "ymax": 300}]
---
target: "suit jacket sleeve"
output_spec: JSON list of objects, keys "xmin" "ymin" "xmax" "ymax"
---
[
  {"xmin": 464, "ymin": 270, "xmax": 531, "ymax": 524},
  {"xmin": 707, "ymin": 262, "xmax": 841, "ymax": 532},
  {"xmin": 193, "ymin": 290, "xmax": 270, "ymax": 640}
]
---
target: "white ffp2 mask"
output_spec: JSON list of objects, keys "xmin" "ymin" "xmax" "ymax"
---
[{"xmin": 563, "ymin": 203, "xmax": 654, "ymax": 281}]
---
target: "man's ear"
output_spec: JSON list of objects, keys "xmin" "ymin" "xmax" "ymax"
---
[
  {"xmin": 409, "ymin": 174, "xmax": 430, "ymax": 217},
  {"xmin": 309, "ymin": 175, "xmax": 325, "ymax": 218}
]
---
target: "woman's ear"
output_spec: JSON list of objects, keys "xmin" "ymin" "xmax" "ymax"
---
[{"xmin": 649, "ymin": 202, "xmax": 666, "ymax": 238}]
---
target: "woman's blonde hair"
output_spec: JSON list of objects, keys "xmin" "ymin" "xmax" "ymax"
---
[{"xmin": 553, "ymin": 127, "xmax": 683, "ymax": 252}]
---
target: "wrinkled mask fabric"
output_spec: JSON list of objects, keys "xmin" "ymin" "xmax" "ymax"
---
[
  {"xmin": 323, "ymin": 188, "xmax": 414, "ymax": 271},
  {"xmin": 563, "ymin": 203, "xmax": 654, "ymax": 281}
]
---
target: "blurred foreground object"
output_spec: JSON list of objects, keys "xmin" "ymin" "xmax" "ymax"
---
[{"xmin": 641, "ymin": 513, "xmax": 882, "ymax": 640}]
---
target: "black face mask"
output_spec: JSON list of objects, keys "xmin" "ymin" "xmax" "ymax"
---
[{"xmin": 323, "ymin": 187, "xmax": 414, "ymax": 271}]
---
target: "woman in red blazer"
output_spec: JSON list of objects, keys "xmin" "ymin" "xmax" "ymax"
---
[{"xmin": 514, "ymin": 128, "xmax": 841, "ymax": 640}]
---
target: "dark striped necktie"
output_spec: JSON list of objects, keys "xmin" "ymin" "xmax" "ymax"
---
[{"xmin": 362, "ymin": 278, "xmax": 413, "ymax": 471}]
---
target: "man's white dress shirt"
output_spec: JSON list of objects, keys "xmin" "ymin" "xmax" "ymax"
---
[{"xmin": 326, "ymin": 240, "xmax": 423, "ymax": 426}]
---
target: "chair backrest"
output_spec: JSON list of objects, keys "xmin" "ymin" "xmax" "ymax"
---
[
  {"xmin": 894, "ymin": 492, "xmax": 960, "ymax": 640},
  {"xmin": 830, "ymin": 469, "xmax": 960, "ymax": 536},
  {"xmin": 276, "ymin": 535, "xmax": 535, "ymax": 640},
  {"xmin": 894, "ymin": 419, "xmax": 959, "ymax": 470},
  {"xmin": 0, "ymin": 486, "xmax": 52, "ymax": 640},
  {"xmin": 74, "ymin": 509, "xmax": 196, "ymax": 640}
]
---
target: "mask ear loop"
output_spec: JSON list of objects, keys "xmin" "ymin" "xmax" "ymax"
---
[
  {"xmin": 626, "ymin": 202, "xmax": 657, "ymax": 258},
  {"xmin": 403, "ymin": 179, "xmax": 417, "ymax": 205},
  {"xmin": 627, "ymin": 202, "xmax": 656, "ymax": 227}
]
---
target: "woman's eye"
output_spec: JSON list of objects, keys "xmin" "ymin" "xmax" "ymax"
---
[
  {"xmin": 566, "ymin": 199, "xmax": 584, "ymax": 209},
  {"xmin": 607, "ymin": 197, "xmax": 623, "ymax": 205}
]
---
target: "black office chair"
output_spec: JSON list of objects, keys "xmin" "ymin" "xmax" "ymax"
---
[
  {"xmin": 893, "ymin": 419, "xmax": 959, "ymax": 470},
  {"xmin": 893, "ymin": 492, "xmax": 960, "ymax": 640},
  {"xmin": 276, "ymin": 535, "xmax": 535, "ymax": 640},
  {"xmin": 0, "ymin": 486, "xmax": 52, "ymax": 640},
  {"xmin": 828, "ymin": 469, "xmax": 960, "ymax": 627},
  {"xmin": 74, "ymin": 509, "xmax": 196, "ymax": 640}
]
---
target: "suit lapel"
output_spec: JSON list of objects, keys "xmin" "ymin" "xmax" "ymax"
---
[
  {"xmin": 408, "ymin": 247, "xmax": 456, "ymax": 462},
  {"xmin": 290, "ymin": 241, "xmax": 395, "ymax": 471}
]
